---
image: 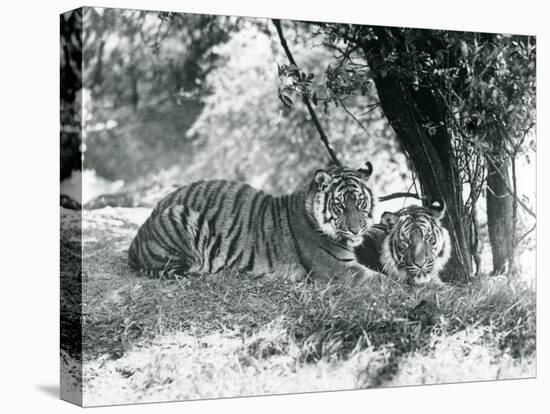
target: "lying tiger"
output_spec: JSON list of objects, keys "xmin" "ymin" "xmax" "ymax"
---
[
  {"xmin": 355, "ymin": 200, "xmax": 452, "ymax": 285},
  {"xmin": 129, "ymin": 163, "xmax": 376, "ymax": 282}
]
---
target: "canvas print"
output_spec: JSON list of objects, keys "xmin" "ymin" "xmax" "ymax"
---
[{"xmin": 60, "ymin": 6, "xmax": 536, "ymax": 407}]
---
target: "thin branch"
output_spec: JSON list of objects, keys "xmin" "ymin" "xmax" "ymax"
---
[
  {"xmin": 338, "ymin": 98, "xmax": 368, "ymax": 132},
  {"xmin": 151, "ymin": 18, "xmax": 172, "ymax": 49},
  {"xmin": 379, "ymin": 192, "xmax": 424, "ymax": 202},
  {"xmin": 485, "ymin": 184, "xmax": 511, "ymax": 199},
  {"xmin": 358, "ymin": 103, "xmax": 381, "ymax": 116},
  {"xmin": 485, "ymin": 154, "xmax": 536, "ymax": 218},
  {"xmin": 405, "ymin": 178, "xmax": 419, "ymax": 208},
  {"xmin": 471, "ymin": 206, "xmax": 481, "ymax": 277},
  {"xmin": 272, "ymin": 19, "xmax": 341, "ymax": 166},
  {"xmin": 515, "ymin": 222, "xmax": 536, "ymax": 247},
  {"xmin": 509, "ymin": 154, "xmax": 518, "ymax": 276},
  {"xmin": 513, "ymin": 122, "xmax": 535, "ymax": 153}
]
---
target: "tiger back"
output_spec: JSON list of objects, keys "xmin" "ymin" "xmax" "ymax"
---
[{"xmin": 128, "ymin": 163, "xmax": 376, "ymax": 282}]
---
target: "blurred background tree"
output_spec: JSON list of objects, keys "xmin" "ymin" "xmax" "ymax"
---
[
  {"xmin": 60, "ymin": 9, "xmax": 82, "ymax": 181},
  {"xmin": 80, "ymin": 8, "xmax": 240, "ymax": 181}
]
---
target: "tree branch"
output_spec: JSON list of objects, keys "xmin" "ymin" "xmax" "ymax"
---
[
  {"xmin": 378, "ymin": 192, "xmax": 424, "ymax": 202},
  {"xmin": 485, "ymin": 154, "xmax": 536, "ymax": 218},
  {"xmin": 515, "ymin": 222, "xmax": 536, "ymax": 247},
  {"xmin": 272, "ymin": 19, "xmax": 341, "ymax": 166},
  {"xmin": 338, "ymin": 97, "xmax": 368, "ymax": 132}
]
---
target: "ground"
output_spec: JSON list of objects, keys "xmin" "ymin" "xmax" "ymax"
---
[{"xmin": 60, "ymin": 206, "xmax": 536, "ymax": 407}]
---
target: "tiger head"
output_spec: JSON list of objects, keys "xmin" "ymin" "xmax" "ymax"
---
[
  {"xmin": 308, "ymin": 162, "xmax": 375, "ymax": 247},
  {"xmin": 380, "ymin": 200, "xmax": 451, "ymax": 285}
]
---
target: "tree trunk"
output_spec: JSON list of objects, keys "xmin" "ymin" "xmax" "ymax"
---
[
  {"xmin": 486, "ymin": 157, "xmax": 514, "ymax": 274},
  {"xmin": 360, "ymin": 37, "xmax": 472, "ymax": 283},
  {"xmin": 373, "ymin": 77, "xmax": 471, "ymax": 283}
]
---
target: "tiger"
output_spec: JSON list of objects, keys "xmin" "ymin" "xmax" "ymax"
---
[
  {"xmin": 128, "ymin": 163, "xmax": 376, "ymax": 283},
  {"xmin": 355, "ymin": 200, "xmax": 451, "ymax": 285}
]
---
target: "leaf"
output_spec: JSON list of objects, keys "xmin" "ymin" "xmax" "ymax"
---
[
  {"xmin": 282, "ymin": 105, "xmax": 291, "ymax": 117},
  {"xmin": 281, "ymin": 94, "xmax": 294, "ymax": 107},
  {"xmin": 312, "ymin": 92, "xmax": 318, "ymax": 106},
  {"xmin": 288, "ymin": 64, "xmax": 299, "ymax": 73}
]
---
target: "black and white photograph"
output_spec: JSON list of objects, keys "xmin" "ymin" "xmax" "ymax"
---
[{"xmin": 58, "ymin": 4, "xmax": 536, "ymax": 407}]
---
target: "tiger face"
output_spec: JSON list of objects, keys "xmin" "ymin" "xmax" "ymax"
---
[
  {"xmin": 309, "ymin": 162, "xmax": 375, "ymax": 247},
  {"xmin": 380, "ymin": 201, "xmax": 451, "ymax": 285}
]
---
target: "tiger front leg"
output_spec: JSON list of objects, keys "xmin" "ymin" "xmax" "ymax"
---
[
  {"xmin": 262, "ymin": 263, "xmax": 308, "ymax": 283},
  {"xmin": 288, "ymin": 265, "xmax": 309, "ymax": 283},
  {"xmin": 427, "ymin": 273, "xmax": 449, "ymax": 289},
  {"xmin": 347, "ymin": 264, "xmax": 386, "ymax": 285}
]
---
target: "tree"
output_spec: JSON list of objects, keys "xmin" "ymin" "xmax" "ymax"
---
[
  {"xmin": 358, "ymin": 28, "xmax": 474, "ymax": 282},
  {"xmin": 77, "ymin": 8, "xmax": 240, "ymax": 182},
  {"xmin": 275, "ymin": 23, "xmax": 536, "ymax": 282},
  {"xmin": 457, "ymin": 35, "xmax": 536, "ymax": 275}
]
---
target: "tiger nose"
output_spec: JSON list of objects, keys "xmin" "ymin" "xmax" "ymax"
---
[
  {"xmin": 413, "ymin": 253, "xmax": 427, "ymax": 267},
  {"xmin": 347, "ymin": 215, "xmax": 363, "ymax": 235},
  {"xmin": 412, "ymin": 245, "xmax": 428, "ymax": 266},
  {"xmin": 410, "ymin": 232, "xmax": 428, "ymax": 266}
]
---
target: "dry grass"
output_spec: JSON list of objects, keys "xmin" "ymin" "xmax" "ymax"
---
[{"xmin": 60, "ymin": 207, "xmax": 536, "ymax": 407}]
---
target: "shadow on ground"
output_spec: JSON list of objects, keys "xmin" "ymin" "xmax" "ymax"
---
[{"xmin": 36, "ymin": 384, "xmax": 59, "ymax": 399}]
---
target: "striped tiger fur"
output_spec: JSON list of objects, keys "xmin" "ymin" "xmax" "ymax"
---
[
  {"xmin": 355, "ymin": 200, "xmax": 451, "ymax": 285},
  {"xmin": 128, "ymin": 163, "xmax": 376, "ymax": 282}
]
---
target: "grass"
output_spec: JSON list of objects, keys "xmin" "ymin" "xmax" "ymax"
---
[{"xmin": 60, "ymin": 206, "xmax": 536, "ymax": 406}]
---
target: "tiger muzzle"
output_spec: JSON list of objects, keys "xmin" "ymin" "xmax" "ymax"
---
[
  {"xmin": 404, "ymin": 233, "xmax": 434, "ymax": 283},
  {"xmin": 343, "ymin": 196, "xmax": 366, "ymax": 236}
]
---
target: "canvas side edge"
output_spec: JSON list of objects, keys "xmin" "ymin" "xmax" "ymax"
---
[{"xmin": 60, "ymin": 7, "xmax": 83, "ymax": 407}]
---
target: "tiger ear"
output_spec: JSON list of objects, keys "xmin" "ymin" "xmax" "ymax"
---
[
  {"xmin": 357, "ymin": 161, "xmax": 373, "ymax": 180},
  {"xmin": 381, "ymin": 211, "xmax": 399, "ymax": 228},
  {"xmin": 429, "ymin": 199, "xmax": 446, "ymax": 220},
  {"xmin": 314, "ymin": 170, "xmax": 333, "ymax": 192}
]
